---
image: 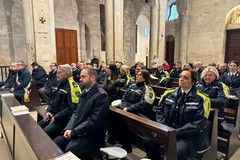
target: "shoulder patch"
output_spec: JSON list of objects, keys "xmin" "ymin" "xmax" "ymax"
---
[{"xmin": 98, "ymin": 87, "xmax": 107, "ymax": 94}]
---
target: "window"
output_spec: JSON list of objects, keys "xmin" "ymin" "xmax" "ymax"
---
[{"xmin": 165, "ymin": 0, "xmax": 179, "ymax": 21}]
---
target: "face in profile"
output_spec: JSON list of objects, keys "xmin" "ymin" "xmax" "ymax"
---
[{"xmin": 136, "ymin": 71, "xmax": 145, "ymax": 83}]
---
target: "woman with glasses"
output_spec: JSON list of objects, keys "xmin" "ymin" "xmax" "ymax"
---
[{"xmin": 102, "ymin": 63, "xmax": 119, "ymax": 103}]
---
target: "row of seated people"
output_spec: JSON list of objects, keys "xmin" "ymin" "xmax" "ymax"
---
[{"xmin": 0, "ymin": 60, "xmax": 238, "ymax": 159}]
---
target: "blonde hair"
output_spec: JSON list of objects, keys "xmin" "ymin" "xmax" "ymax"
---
[
  {"xmin": 201, "ymin": 66, "xmax": 220, "ymax": 80},
  {"xmin": 120, "ymin": 65, "xmax": 130, "ymax": 75}
]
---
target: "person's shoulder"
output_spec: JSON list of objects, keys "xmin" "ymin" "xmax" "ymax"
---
[
  {"xmin": 196, "ymin": 90, "xmax": 209, "ymax": 99},
  {"xmin": 98, "ymin": 86, "xmax": 107, "ymax": 94}
]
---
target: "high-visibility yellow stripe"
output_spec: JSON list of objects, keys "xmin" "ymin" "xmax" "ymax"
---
[{"xmin": 196, "ymin": 90, "xmax": 210, "ymax": 119}]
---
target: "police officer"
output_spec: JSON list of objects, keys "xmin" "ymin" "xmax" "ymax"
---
[
  {"xmin": 38, "ymin": 64, "xmax": 81, "ymax": 139},
  {"xmin": 196, "ymin": 66, "xmax": 229, "ymax": 123},
  {"xmin": 144, "ymin": 68, "xmax": 211, "ymax": 160},
  {"xmin": 54, "ymin": 68, "xmax": 110, "ymax": 158},
  {"xmin": 221, "ymin": 60, "xmax": 240, "ymax": 97}
]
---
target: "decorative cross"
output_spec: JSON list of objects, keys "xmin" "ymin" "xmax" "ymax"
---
[{"xmin": 39, "ymin": 17, "xmax": 46, "ymax": 24}]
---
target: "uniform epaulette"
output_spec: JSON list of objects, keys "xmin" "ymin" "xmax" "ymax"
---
[{"xmin": 98, "ymin": 86, "xmax": 107, "ymax": 94}]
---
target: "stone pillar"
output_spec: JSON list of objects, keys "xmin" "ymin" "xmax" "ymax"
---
[
  {"xmin": 105, "ymin": 0, "xmax": 114, "ymax": 63},
  {"xmin": 158, "ymin": 0, "xmax": 167, "ymax": 63},
  {"xmin": 31, "ymin": 0, "xmax": 56, "ymax": 70},
  {"xmin": 113, "ymin": 0, "xmax": 124, "ymax": 62},
  {"xmin": 149, "ymin": 0, "xmax": 159, "ymax": 65},
  {"xmin": 179, "ymin": 0, "xmax": 191, "ymax": 63},
  {"xmin": 22, "ymin": 0, "xmax": 36, "ymax": 68}
]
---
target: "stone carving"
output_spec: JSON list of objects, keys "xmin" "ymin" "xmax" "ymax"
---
[{"xmin": 229, "ymin": 8, "xmax": 240, "ymax": 24}]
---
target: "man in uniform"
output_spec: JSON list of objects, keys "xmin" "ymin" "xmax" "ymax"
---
[
  {"xmin": 38, "ymin": 64, "xmax": 81, "ymax": 139},
  {"xmin": 54, "ymin": 68, "xmax": 110, "ymax": 159}
]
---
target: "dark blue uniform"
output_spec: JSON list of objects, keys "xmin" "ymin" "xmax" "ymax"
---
[
  {"xmin": 54, "ymin": 83, "xmax": 109, "ymax": 158},
  {"xmin": 0, "ymin": 70, "xmax": 17, "ymax": 89},
  {"xmin": 144, "ymin": 86, "xmax": 211, "ymax": 160},
  {"xmin": 196, "ymin": 79, "xmax": 229, "ymax": 119},
  {"xmin": 38, "ymin": 77, "xmax": 81, "ymax": 139},
  {"xmin": 221, "ymin": 72, "xmax": 240, "ymax": 97}
]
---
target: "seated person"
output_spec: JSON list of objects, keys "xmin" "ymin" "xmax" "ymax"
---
[
  {"xmin": 196, "ymin": 66, "xmax": 229, "ymax": 124},
  {"xmin": 38, "ymin": 64, "xmax": 81, "ymax": 139},
  {"xmin": 116, "ymin": 65, "xmax": 133, "ymax": 97},
  {"xmin": 144, "ymin": 68, "xmax": 211, "ymax": 160},
  {"xmin": 10, "ymin": 61, "xmax": 31, "ymax": 103},
  {"xmin": 31, "ymin": 62, "xmax": 47, "ymax": 88},
  {"xmin": 0, "ymin": 63, "xmax": 17, "ymax": 90},
  {"xmin": 108, "ymin": 70, "xmax": 155, "ymax": 153},
  {"xmin": 38, "ymin": 62, "xmax": 58, "ymax": 103},
  {"xmin": 120, "ymin": 69, "xmax": 155, "ymax": 118},
  {"xmin": 97, "ymin": 63, "xmax": 107, "ymax": 85},
  {"xmin": 102, "ymin": 64, "xmax": 119, "ymax": 103},
  {"xmin": 71, "ymin": 63, "xmax": 80, "ymax": 82},
  {"xmin": 221, "ymin": 60, "xmax": 240, "ymax": 97},
  {"xmin": 170, "ymin": 62, "xmax": 182, "ymax": 78},
  {"xmin": 53, "ymin": 68, "xmax": 109, "ymax": 159}
]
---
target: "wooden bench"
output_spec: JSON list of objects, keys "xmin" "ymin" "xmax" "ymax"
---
[
  {"xmin": 21, "ymin": 80, "xmax": 42, "ymax": 111},
  {"xmin": 110, "ymin": 107, "xmax": 217, "ymax": 160},
  {"xmin": 169, "ymin": 81, "xmax": 179, "ymax": 88},
  {"xmin": 218, "ymin": 95, "xmax": 240, "ymax": 159},
  {"xmin": 0, "ymin": 93, "xmax": 63, "ymax": 159}
]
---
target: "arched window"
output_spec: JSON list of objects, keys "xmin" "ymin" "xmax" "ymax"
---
[{"xmin": 165, "ymin": 0, "xmax": 179, "ymax": 21}]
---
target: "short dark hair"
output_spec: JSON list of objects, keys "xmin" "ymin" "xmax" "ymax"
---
[
  {"xmin": 182, "ymin": 68, "xmax": 198, "ymax": 84},
  {"xmin": 31, "ymin": 62, "xmax": 39, "ymax": 67},
  {"xmin": 84, "ymin": 68, "xmax": 97, "ymax": 80},
  {"xmin": 230, "ymin": 60, "xmax": 239, "ymax": 67}
]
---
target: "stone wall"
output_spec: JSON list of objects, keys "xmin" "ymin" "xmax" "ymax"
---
[
  {"xmin": 0, "ymin": 0, "xmax": 26, "ymax": 65},
  {"xmin": 166, "ymin": 0, "xmax": 240, "ymax": 65}
]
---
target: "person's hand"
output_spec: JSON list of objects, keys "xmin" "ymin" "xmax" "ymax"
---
[
  {"xmin": 63, "ymin": 130, "xmax": 72, "ymax": 139},
  {"xmin": 1, "ymin": 86, "xmax": 5, "ymax": 89},
  {"xmin": 10, "ymin": 88, "xmax": 14, "ymax": 92},
  {"xmin": 43, "ymin": 112, "xmax": 52, "ymax": 122},
  {"xmin": 50, "ymin": 116, "xmax": 55, "ymax": 124},
  {"xmin": 123, "ymin": 108, "xmax": 128, "ymax": 111}
]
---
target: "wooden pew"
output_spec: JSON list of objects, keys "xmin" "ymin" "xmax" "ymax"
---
[
  {"xmin": 21, "ymin": 80, "xmax": 42, "ymax": 111},
  {"xmin": 218, "ymin": 95, "xmax": 240, "ymax": 159},
  {"xmin": 110, "ymin": 107, "xmax": 217, "ymax": 160},
  {"xmin": 0, "ymin": 93, "xmax": 63, "ymax": 159},
  {"xmin": 110, "ymin": 106, "xmax": 177, "ymax": 160},
  {"xmin": 169, "ymin": 81, "xmax": 179, "ymax": 88}
]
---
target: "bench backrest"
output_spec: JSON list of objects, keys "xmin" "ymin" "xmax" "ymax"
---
[
  {"xmin": 21, "ymin": 80, "xmax": 41, "ymax": 111},
  {"xmin": 0, "ymin": 66, "xmax": 9, "ymax": 82},
  {"xmin": 110, "ymin": 107, "xmax": 177, "ymax": 160},
  {"xmin": 224, "ymin": 96, "xmax": 239, "ymax": 125}
]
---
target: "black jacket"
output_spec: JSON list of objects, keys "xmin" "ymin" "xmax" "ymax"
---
[
  {"xmin": 46, "ymin": 77, "xmax": 81, "ymax": 123},
  {"xmin": 157, "ymin": 86, "xmax": 211, "ymax": 152},
  {"xmin": 32, "ymin": 65, "xmax": 47, "ymax": 87},
  {"xmin": 65, "ymin": 83, "xmax": 109, "ymax": 146},
  {"xmin": 45, "ymin": 70, "xmax": 58, "ymax": 88},
  {"xmin": 221, "ymin": 72, "xmax": 240, "ymax": 89},
  {"xmin": 13, "ymin": 68, "xmax": 31, "ymax": 97}
]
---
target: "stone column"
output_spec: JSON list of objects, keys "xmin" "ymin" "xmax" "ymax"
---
[
  {"xmin": 113, "ymin": 0, "xmax": 124, "ymax": 62},
  {"xmin": 105, "ymin": 0, "xmax": 114, "ymax": 63},
  {"xmin": 22, "ymin": 0, "xmax": 36, "ymax": 68},
  {"xmin": 31, "ymin": 0, "xmax": 56, "ymax": 69},
  {"xmin": 149, "ymin": 0, "xmax": 159, "ymax": 65},
  {"xmin": 158, "ymin": 0, "xmax": 167, "ymax": 63}
]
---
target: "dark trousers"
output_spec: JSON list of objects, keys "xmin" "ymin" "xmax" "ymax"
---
[
  {"xmin": 38, "ymin": 119, "xmax": 68, "ymax": 139},
  {"xmin": 144, "ymin": 138, "xmax": 200, "ymax": 160},
  {"xmin": 38, "ymin": 87, "xmax": 51, "ymax": 103},
  {"xmin": 54, "ymin": 135, "xmax": 100, "ymax": 159}
]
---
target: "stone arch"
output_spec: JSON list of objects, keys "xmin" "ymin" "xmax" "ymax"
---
[{"xmin": 225, "ymin": 5, "xmax": 240, "ymax": 26}]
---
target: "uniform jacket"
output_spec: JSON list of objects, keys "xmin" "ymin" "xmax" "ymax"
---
[
  {"xmin": 116, "ymin": 74, "xmax": 133, "ymax": 90},
  {"xmin": 72, "ymin": 68, "xmax": 80, "ymax": 82},
  {"xmin": 46, "ymin": 76, "xmax": 81, "ymax": 123},
  {"xmin": 2, "ymin": 70, "xmax": 17, "ymax": 88},
  {"xmin": 103, "ymin": 78, "xmax": 118, "ymax": 103},
  {"xmin": 120, "ymin": 82, "xmax": 155, "ymax": 118},
  {"xmin": 31, "ymin": 65, "xmax": 47, "ymax": 87},
  {"xmin": 153, "ymin": 70, "xmax": 169, "ymax": 80},
  {"xmin": 157, "ymin": 86, "xmax": 211, "ymax": 152},
  {"xmin": 13, "ymin": 67, "xmax": 31, "ymax": 97},
  {"xmin": 221, "ymin": 72, "xmax": 240, "ymax": 89},
  {"xmin": 65, "ymin": 83, "xmax": 109, "ymax": 146},
  {"xmin": 97, "ymin": 69, "xmax": 106, "ymax": 85},
  {"xmin": 196, "ymin": 79, "xmax": 229, "ymax": 118},
  {"xmin": 170, "ymin": 68, "xmax": 182, "ymax": 78}
]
